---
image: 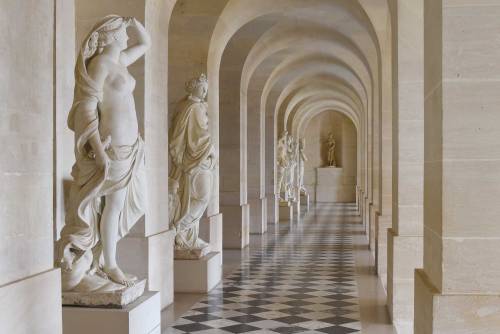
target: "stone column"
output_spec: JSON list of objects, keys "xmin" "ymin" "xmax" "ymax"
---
[
  {"xmin": 267, "ymin": 110, "xmax": 279, "ymax": 223},
  {"xmin": 376, "ymin": 9, "xmax": 394, "ymax": 290},
  {"xmin": 248, "ymin": 84, "xmax": 267, "ymax": 235},
  {"xmin": 387, "ymin": 0, "xmax": 424, "ymax": 333},
  {"xmin": 415, "ymin": 1, "xmax": 500, "ymax": 333}
]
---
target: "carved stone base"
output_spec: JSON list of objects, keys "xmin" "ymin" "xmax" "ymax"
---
[
  {"xmin": 174, "ymin": 252, "xmax": 222, "ymax": 293},
  {"xmin": 63, "ymin": 291, "xmax": 160, "ymax": 334},
  {"xmin": 174, "ymin": 246, "xmax": 210, "ymax": 260},
  {"xmin": 279, "ymin": 200, "xmax": 293, "ymax": 222},
  {"xmin": 62, "ymin": 279, "xmax": 147, "ymax": 308}
]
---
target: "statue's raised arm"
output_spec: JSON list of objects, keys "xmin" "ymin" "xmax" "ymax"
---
[{"xmin": 120, "ymin": 17, "xmax": 151, "ymax": 67}]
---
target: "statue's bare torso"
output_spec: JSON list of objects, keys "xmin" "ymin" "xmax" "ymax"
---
[{"xmin": 94, "ymin": 57, "xmax": 138, "ymax": 146}]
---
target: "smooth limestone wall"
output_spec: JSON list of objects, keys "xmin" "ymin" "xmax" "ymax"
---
[
  {"xmin": 415, "ymin": 1, "xmax": 500, "ymax": 333},
  {"xmin": 303, "ymin": 111, "xmax": 357, "ymax": 203},
  {"xmin": 54, "ymin": 0, "xmax": 77, "ymax": 238},
  {"xmin": 0, "ymin": 0, "xmax": 62, "ymax": 333}
]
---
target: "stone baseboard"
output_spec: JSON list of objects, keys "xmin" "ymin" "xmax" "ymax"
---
[
  {"xmin": 415, "ymin": 269, "xmax": 500, "ymax": 334},
  {"xmin": 63, "ymin": 291, "xmax": 160, "ymax": 334},
  {"xmin": 0, "ymin": 269, "xmax": 62, "ymax": 334}
]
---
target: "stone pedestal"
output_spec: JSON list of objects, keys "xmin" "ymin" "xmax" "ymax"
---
[
  {"xmin": 278, "ymin": 200, "xmax": 293, "ymax": 222},
  {"xmin": 174, "ymin": 252, "xmax": 222, "ymax": 293},
  {"xmin": 63, "ymin": 280, "xmax": 147, "ymax": 308},
  {"xmin": 315, "ymin": 167, "xmax": 355, "ymax": 202},
  {"xmin": 63, "ymin": 291, "xmax": 160, "ymax": 334}
]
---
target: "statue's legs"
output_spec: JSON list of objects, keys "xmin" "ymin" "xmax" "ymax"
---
[
  {"xmin": 175, "ymin": 169, "xmax": 212, "ymax": 249},
  {"xmin": 100, "ymin": 188, "xmax": 135, "ymax": 286}
]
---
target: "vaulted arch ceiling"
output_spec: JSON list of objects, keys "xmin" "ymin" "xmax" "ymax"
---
[
  {"xmin": 169, "ymin": 0, "xmax": 388, "ymax": 130},
  {"xmin": 206, "ymin": 0, "xmax": 384, "ymax": 123}
]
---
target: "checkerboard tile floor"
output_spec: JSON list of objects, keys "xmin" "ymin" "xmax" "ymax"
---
[{"xmin": 165, "ymin": 204, "xmax": 362, "ymax": 333}]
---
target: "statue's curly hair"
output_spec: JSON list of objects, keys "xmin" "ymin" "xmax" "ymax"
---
[{"xmin": 185, "ymin": 73, "xmax": 208, "ymax": 94}]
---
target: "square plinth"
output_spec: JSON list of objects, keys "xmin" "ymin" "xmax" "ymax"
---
[
  {"xmin": 174, "ymin": 252, "xmax": 222, "ymax": 293},
  {"xmin": 279, "ymin": 201, "xmax": 293, "ymax": 222},
  {"xmin": 62, "ymin": 279, "xmax": 147, "ymax": 307},
  {"xmin": 62, "ymin": 291, "xmax": 160, "ymax": 334}
]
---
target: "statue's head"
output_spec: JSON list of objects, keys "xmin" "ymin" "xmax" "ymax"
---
[
  {"xmin": 186, "ymin": 74, "xmax": 209, "ymax": 100},
  {"xmin": 85, "ymin": 16, "xmax": 130, "ymax": 58}
]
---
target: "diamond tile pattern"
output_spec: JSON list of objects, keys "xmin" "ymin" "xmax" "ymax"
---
[{"xmin": 165, "ymin": 204, "xmax": 361, "ymax": 333}]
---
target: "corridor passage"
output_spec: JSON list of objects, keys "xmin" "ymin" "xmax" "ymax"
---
[{"xmin": 164, "ymin": 204, "xmax": 395, "ymax": 334}]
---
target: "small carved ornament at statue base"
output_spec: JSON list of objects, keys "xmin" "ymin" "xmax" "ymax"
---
[
  {"xmin": 175, "ymin": 246, "xmax": 210, "ymax": 260},
  {"xmin": 62, "ymin": 279, "xmax": 147, "ymax": 308}
]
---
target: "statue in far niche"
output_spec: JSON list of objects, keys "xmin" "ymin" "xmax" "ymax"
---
[
  {"xmin": 327, "ymin": 132, "xmax": 337, "ymax": 167},
  {"xmin": 277, "ymin": 131, "xmax": 289, "ymax": 200},
  {"xmin": 57, "ymin": 15, "xmax": 150, "ymax": 302},
  {"xmin": 169, "ymin": 74, "xmax": 217, "ymax": 259},
  {"xmin": 298, "ymin": 138, "xmax": 308, "ymax": 194}
]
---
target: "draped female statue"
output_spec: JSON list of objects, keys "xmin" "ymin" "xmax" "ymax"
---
[
  {"xmin": 169, "ymin": 74, "xmax": 217, "ymax": 259},
  {"xmin": 286, "ymin": 136, "xmax": 298, "ymax": 200},
  {"xmin": 327, "ymin": 132, "xmax": 337, "ymax": 167},
  {"xmin": 57, "ymin": 15, "xmax": 150, "ymax": 293},
  {"xmin": 276, "ymin": 131, "xmax": 289, "ymax": 199},
  {"xmin": 298, "ymin": 138, "xmax": 308, "ymax": 194}
]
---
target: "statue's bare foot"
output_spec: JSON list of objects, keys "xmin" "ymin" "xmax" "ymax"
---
[
  {"xmin": 103, "ymin": 266, "xmax": 137, "ymax": 287},
  {"xmin": 95, "ymin": 268, "xmax": 109, "ymax": 280}
]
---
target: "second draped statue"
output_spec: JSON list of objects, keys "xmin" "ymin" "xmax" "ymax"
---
[{"xmin": 168, "ymin": 74, "xmax": 217, "ymax": 260}]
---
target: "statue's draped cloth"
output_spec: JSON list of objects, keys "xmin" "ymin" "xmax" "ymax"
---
[
  {"xmin": 169, "ymin": 98, "xmax": 215, "ymax": 249},
  {"xmin": 58, "ymin": 16, "xmax": 145, "ymax": 291}
]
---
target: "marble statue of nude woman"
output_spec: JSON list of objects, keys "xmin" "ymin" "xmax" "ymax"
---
[{"xmin": 57, "ymin": 15, "xmax": 151, "ymax": 292}]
